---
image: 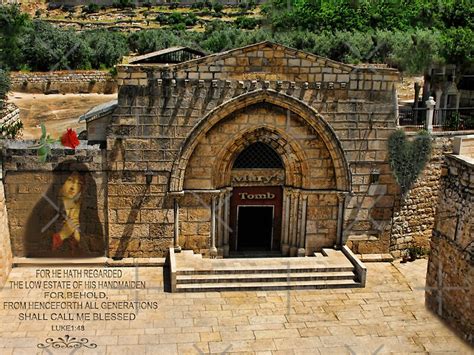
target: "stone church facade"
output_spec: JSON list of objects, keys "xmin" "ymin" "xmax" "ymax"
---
[{"xmin": 104, "ymin": 41, "xmax": 400, "ymax": 258}]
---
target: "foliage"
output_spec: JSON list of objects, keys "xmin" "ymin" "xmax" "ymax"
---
[
  {"xmin": 82, "ymin": 3, "xmax": 101, "ymax": 14},
  {"xmin": 235, "ymin": 16, "xmax": 260, "ymax": 30},
  {"xmin": 30, "ymin": 123, "xmax": 79, "ymax": 162},
  {"xmin": 0, "ymin": 4, "xmax": 30, "ymax": 70},
  {"xmin": 0, "ymin": 119, "xmax": 23, "ymax": 139},
  {"xmin": 0, "ymin": 68, "xmax": 10, "ymax": 108},
  {"xmin": 388, "ymin": 130, "xmax": 432, "ymax": 196},
  {"xmin": 128, "ymin": 29, "xmax": 199, "ymax": 54},
  {"xmin": 212, "ymin": 2, "xmax": 224, "ymax": 14},
  {"xmin": 0, "ymin": 2, "xmax": 472, "ymax": 74},
  {"xmin": 406, "ymin": 245, "xmax": 426, "ymax": 260},
  {"xmin": 80, "ymin": 30, "xmax": 128, "ymax": 69},
  {"xmin": 21, "ymin": 20, "xmax": 92, "ymax": 71},
  {"xmin": 440, "ymin": 28, "xmax": 473, "ymax": 68},
  {"xmin": 239, "ymin": 0, "xmax": 257, "ymax": 11},
  {"xmin": 112, "ymin": 0, "xmax": 136, "ymax": 9},
  {"xmin": 264, "ymin": 0, "xmax": 474, "ymax": 33},
  {"xmin": 157, "ymin": 12, "xmax": 198, "ymax": 27}
]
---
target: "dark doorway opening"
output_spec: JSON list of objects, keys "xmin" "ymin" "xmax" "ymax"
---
[{"xmin": 237, "ymin": 206, "xmax": 273, "ymax": 251}]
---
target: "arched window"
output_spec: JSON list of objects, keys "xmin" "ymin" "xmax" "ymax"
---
[{"xmin": 233, "ymin": 142, "xmax": 283, "ymax": 169}]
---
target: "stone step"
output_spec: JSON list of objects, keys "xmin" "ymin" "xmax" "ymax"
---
[
  {"xmin": 175, "ymin": 279, "xmax": 362, "ymax": 292},
  {"xmin": 176, "ymin": 271, "xmax": 356, "ymax": 284},
  {"xmin": 176, "ymin": 265, "xmax": 355, "ymax": 275}
]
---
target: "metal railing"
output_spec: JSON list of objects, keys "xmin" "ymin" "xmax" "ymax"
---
[{"xmin": 398, "ymin": 107, "xmax": 474, "ymax": 131}]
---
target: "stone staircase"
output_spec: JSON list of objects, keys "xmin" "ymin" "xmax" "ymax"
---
[{"xmin": 169, "ymin": 247, "xmax": 366, "ymax": 292}]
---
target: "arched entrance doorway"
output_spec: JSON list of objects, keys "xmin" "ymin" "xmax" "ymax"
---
[
  {"xmin": 229, "ymin": 142, "xmax": 284, "ymax": 254},
  {"xmin": 170, "ymin": 90, "xmax": 352, "ymax": 258}
]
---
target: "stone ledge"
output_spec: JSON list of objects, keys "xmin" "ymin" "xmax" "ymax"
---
[
  {"xmin": 357, "ymin": 253, "xmax": 394, "ymax": 262},
  {"xmin": 13, "ymin": 257, "xmax": 166, "ymax": 267}
]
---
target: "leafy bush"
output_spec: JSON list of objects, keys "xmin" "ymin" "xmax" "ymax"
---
[
  {"xmin": 239, "ymin": 0, "xmax": 257, "ymax": 11},
  {"xmin": 167, "ymin": 12, "xmax": 185, "ymax": 25},
  {"xmin": 190, "ymin": 1, "xmax": 206, "ymax": 10},
  {"xmin": 81, "ymin": 30, "xmax": 129, "ymax": 69},
  {"xmin": 0, "ymin": 120, "xmax": 23, "ymax": 139},
  {"xmin": 127, "ymin": 29, "xmax": 199, "ymax": 54},
  {"xmin": 168, "ymin": 2, "xmax": 179, "ymax": 10},
  {"xmin": 0, "ymin": 68, "xmax": 10, "ymax": 108},
  {"xmin": 112, "ymin": 0, "xmax": 136, "ymax": 9},
  {"xmin": 388, "ymin": 130, "xmax": 432, "ymax": 196},
  {"xmin": 212, "ymin": 1, "xmax": 224, "ymax": 14},
  {"xmin": 440, "ymin": 28, "xmax": 473, "ymax": 68},
  {"xmin": 0, "ymin": 4, "xmax": 31, "ymax": 70},
  {"xmin": 235, "ymin": 16, "xmax": 260, "ymax": 30},
  {"xmin": 82, "ymin": 3, "xmax": 101, "ymax": 14},
  {"xmin": 21, "ymin": 20, "xmax": 92, "ymax": 71}
]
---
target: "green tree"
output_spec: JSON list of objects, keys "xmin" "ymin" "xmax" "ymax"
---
[
  {"xmin": 440, "ymin": 28, "xmax": 473, "ymax": 67},
  {"xmin": 21, "ymin": 20, "xmax": 92, "ymax": 71},
  {"xmin": 0, "ymin": 68, "xmax": 10, "ymax": 109},
  {"xmin": 0, "ymin": 4, "xmax": 31, "ymax": 70},
  {"xmin": 81, "ymin": 30, "xmax": 129, "ymax": 69}
]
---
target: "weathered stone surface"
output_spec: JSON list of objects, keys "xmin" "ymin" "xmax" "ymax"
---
[
  {"xmin": 0, "ymin": 175, "xmax": 12, "ymax": 287},
  {"xmin": 426, "ymin": 154, "xmax": 473, "ymax": 345},
  {"xmin": 9, "ymin": 70, "xmax": 117, "ymax": 94}
]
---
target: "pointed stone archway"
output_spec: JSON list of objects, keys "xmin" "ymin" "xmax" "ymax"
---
[
  {"xmin": 169, "ymin": 89, "xmax": 352, "ymax": 257},
  {"xmin": 169, "ymin": 89, "xmax": 351, "ymax": 193}
]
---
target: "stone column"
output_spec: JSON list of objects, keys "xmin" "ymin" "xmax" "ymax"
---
[
  {"xmin": 336, "ymin": 193, "xmax": 346, "ymax": 248},
  {"xmin": 223, "ymin": 187, "xmax": 231, "ymax": 257},
  {"xmin": 297, "ymin": 194, "xmax": 308, "ymax": 256},
  {"xmin": 281, "ymin": 188, "xmax": 290, "ymax": 256},
  {"xmin": 217, "ymin": 192, "xmax": 224, "ymax": 250},
  {"xmin": 425, "ymin": 96, "xmax": 436, "ymax": 133},
  {"xmin": 173, "ymin": 197, "xmax": 181, "ymax": 252},
  {"xmin": 210, "ymin": 195, "xmax": 217, "ymax": 257},
  {"xmin": 289, "ymin": 190, "xmax": 300, "ymax": 256}
]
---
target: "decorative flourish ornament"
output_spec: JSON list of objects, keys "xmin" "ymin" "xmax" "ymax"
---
[{"xmin": 37, "ymin": 335, "xmax": 97, "ymax": 349}]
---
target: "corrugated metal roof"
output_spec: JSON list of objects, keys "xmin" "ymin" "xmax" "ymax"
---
[
  {"xmin": 128, "ymin": 47, "xmax": 206, "ymax": 64},
  {"xmin": 78, "ymin": 99, "xmax": 118, "ymax": 123}
]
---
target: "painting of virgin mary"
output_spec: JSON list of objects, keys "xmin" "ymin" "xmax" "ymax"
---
[{"xmin": 24, "ymin": 160, "xmax": 104, "ymax": 258}]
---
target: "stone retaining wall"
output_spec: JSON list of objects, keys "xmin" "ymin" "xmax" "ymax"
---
[
  {"xmin": 10, "ymin": 71, "xmax": 117, "ymax": 94},
  {"xmin": 47, "ymin": 0, "xmax": 265, "ymax": 6},
  {"xmin": 389, "ymin": 132, "xmax": 474, "ymax": 257},
  {"xmin": 426, "ymin": 154, "xmax": 473, "ymax": 344},
  {"xmin": 0, "ymin": 156, "xmax": 13, "ymax": 287},
  {"xmin": 0, "ymin": 103, "xmax": 21, "ymax": 137}
]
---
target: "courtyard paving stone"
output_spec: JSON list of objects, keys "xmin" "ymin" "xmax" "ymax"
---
[{"xmin": 0, "ymin": 259, "xmax": 471, "ymax": 354}]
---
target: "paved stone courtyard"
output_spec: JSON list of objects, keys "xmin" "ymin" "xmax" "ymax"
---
[{"xmin": 0, "ymin": 259, "xmax": 471, "ymax": 354}]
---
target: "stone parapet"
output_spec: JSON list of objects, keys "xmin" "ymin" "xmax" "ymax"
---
[{"xmin": 10, "ymin": 71, "xmax": 117, "ymax": 94}]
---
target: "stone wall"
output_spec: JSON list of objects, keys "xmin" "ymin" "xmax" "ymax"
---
[
  {"xmin": 0, "ymin": 155, "xmax": 13, "ymax": 287},
  {"xmin": 389, "ymin": 132, "xmax": 474, "ymax": 256},
  {"xmin": 0, "ymin": 103, "xmax": 21, "ymax": 137},
  {"xmin": 47, "ymin": 0, "xmax": 265, "ymax": 7},
  {"xmin": 389, "ymin": 134, "xmax": 452, "ymax": 256},
  {"xmin": 10, "ymin": 71, "xmax": 117, "ymax": 94},
  {"xmin": 2, "ymin": 142, "xmax": 107, "ymax": 257},
  {"xmin": 426, "ymin": 154, "xmax": 473, "ymax": 345},
  {"xmin": 6, "ymin": 42, "xmax": 465, "ymax": 258},
  {"xmin": 108, "ymin": 42, "xmax": 400, "ymax": 257}
]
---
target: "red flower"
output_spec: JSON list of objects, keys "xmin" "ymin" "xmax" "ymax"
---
[{"xmin": 61, "ymin": 128, "xmax": 80, "ymax": 149}]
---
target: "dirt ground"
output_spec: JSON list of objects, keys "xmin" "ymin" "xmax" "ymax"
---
[
  {"xmin": 397, "ymin": 75, "xmax": 423, "ymax": 102},
  {"xmin": 8, "ymin": 92, "xmax": 117, "ymax": 140}
]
